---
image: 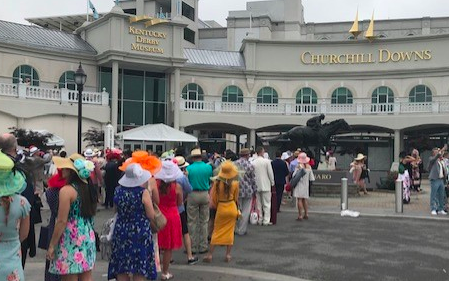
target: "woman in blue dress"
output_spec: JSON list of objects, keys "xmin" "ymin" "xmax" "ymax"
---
[
  {"xmin": 108, "ymin": 163, "xmax": 157, "ymax": 281},
  {"xmin": 0, "ymin": 151, "xmax": 31, "ymax": 281}
]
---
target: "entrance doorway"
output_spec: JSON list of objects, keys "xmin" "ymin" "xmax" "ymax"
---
[{"xmin": 123, "ymin": 141, "xmax": 165, "ymax": 154}]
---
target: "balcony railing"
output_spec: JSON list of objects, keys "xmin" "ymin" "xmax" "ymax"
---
[
  {"xmin": 0, "ymin": 82, "xmax": 109, "ymax": 106},
  {"xmin": 180, "ymin": 98, "xmax": 449, "ymax": 115}
]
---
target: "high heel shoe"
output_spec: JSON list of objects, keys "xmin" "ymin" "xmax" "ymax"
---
[{"xmin": 225, "ymin": 255, "xmax": 232, "ymax": 262}]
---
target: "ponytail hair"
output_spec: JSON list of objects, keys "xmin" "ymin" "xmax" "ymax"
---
[
  {"xmin": 1, "ymin": 196, "xmax": 12, "ymax": 225},
  {"xmin": 67, "ymin": 170, "xmax": 97, "ymax": 219}
]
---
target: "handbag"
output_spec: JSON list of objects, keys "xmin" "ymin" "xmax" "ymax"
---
[
  {"xmin": 38, "ymin": 225, "xmax": 49, "ymax": 250},
  {"xmin": 150, "ymin": 203, "xmax": 167, "ymax": 233},
  {"xmin": 249, "ymin": 197, "xmax": 258, "ymax": 225},
  {"xmin": 290, "ymin": 168, "xmax": 306, "ymax": 189}
]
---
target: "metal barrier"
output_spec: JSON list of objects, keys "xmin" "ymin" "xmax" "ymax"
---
[
  {"xmin": 341, "ymin": 178, "xmax": 348, "ymax": 210},
  {"xmin": 395, "ymin": 179, "xmax": 403, "ymax": 213}
]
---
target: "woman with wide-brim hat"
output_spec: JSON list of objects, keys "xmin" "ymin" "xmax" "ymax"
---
[
  {"xmin": 292, "ymin": 152, "xmax": 315, "ymax": 221},
  {"xmin": 350, "ymin": 153, "xmax": 368, "ymax": 195},
  {"xmin": 0, "ymin": 151, "xmax": 30, "ymax": 281},
  {"xmin": 154, "ymin": 161, "xmax": 183, "ymax": 280},
  {"xmin": 47, "ymin": 153, "xmax": 98, "ymax": 280},
  {"xmin": 108, "ymin": 163, "xmax": 157, "ymax": 281},
  {"xmin": 203, "ymin": 160, "xmax": 240, "ymax": 263}
]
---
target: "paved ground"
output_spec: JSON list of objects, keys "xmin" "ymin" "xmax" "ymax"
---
[{"xmin": 24, "ymin": 181, "xmax": 449, "ymax": 281}]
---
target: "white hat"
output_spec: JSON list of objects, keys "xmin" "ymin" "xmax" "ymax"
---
[
  {"xmin": 354, "ymin": 153, "xmax": 367, "ymax": 161},
  {"xmin": 281, "ymin": 152, "xmax": 290, "ymax": 161},
  {"xmin": 29, "ymin": 146, "xmax": 39, "ymax": 156},
  {"xmin": 174, "ymin": 156, "xmax": 189, "ymax": 168},
  {"xmin": 84, "ymin": 148, "xmax": 95, "ymax": 158},
  {"xmin": 154, "ymin": 161, "xmax": 183, "ymax": 183},
  {"xmin": 118, "ymin": 163, "xmax": 152, "ymax": 188}
]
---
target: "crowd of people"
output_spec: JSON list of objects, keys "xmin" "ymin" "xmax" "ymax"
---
[{"xmin": 2, "ymin": 129, "xmax": 449, "ymax": 280}]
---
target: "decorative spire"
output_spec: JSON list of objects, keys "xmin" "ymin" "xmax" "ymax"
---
[
  {"xmin": 349, "ymin": 9, "xmax": 362, "ymax": 39},
  {"xmin": 365, "ymin": 11, "xmax": 376, "ymax": 42}
]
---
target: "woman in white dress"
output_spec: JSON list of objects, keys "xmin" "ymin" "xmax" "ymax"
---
[{"xmin": 292, "ymin": 152, "xmax": 315, "ymax": 221}]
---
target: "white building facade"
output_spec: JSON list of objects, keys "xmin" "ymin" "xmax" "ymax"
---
[{"xmin": 1, "ymin": 0, "xmax": 449, "ymax": 170}]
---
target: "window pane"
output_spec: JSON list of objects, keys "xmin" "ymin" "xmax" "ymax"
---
[
  {"xmin": 100, "ymin": 68, "xmax": 112, "ymax": 93},
  {"xmin": 182, "ymin": 2, "xmax": 195, "ymax": 21},
  {"xmin": 123, "ymin": 71, "xmax": 144, "ymax": 101},
  {"xmin": 145, "ymin": 102, "xmax": 166, "ymax": 124},
  {"xmin": 123, "ymin": 101, "xmax": 143, "ymax": 126}
]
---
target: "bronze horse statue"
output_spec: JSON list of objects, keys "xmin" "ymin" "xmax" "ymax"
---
[{"xmin": 267, "ymin": 119, "xmax": 351, "ymax": 156}]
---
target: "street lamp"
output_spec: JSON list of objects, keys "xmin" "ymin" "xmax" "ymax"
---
[{"xmin": 74, "ymin": 62, "xmax": 87, "ymax": 154}]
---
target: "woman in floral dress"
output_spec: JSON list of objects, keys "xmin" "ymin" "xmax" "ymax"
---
[
  {"xmin": 44, "ymin": 169, "xmax": 65, "ymax": 281},
  {"xmin": 0, "ymin": 151, "xmax": 30, "ymax": 281},
  {"xmin": 47, "ymin": 154, "xmax": 97, "ymax": 281},
  {"xmin": 108, "ymin": 163, "xmax": 157, "ymax": 281}
]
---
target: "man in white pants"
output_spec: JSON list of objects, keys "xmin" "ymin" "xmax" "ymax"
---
[
  {"xmin": 235, "ymin": 148, "xmax": 257, "ymax": 235},
  {"xmin": 252, "ymin": 146, "xmax": 275, "ymax": 226}
]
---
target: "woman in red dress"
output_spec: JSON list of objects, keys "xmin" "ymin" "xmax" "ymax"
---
[{"xmin": 155, "ymin": 161, "xmax": 183, "ymax": 280}]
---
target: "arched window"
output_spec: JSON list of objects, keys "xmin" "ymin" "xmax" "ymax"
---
[
  {"xmin": 222, "ymin": 86, "xmax": 243, "ymax": 103},
  {"xmin": 372, "ymin": 86, "xmax": 394, "ymax": 104},
  {"xmin": 331, "ymin": 87, "xmax": 353, "ymax": 104},
  {"xmin": 257, "ymin": 87, "xmax": 278, "ymax": 104},
  {"xmin": 409, "ymin": 85, "xmax": 432, "ymax": 103},
  {"xmin": 296, "ymin": 87, "xmax": 317, "ymax": 104},
  {"xmin": 182, "ymin": 83, "xmax": 204, "ymax": 100},
  {"xmin": 372, "ymin": 86, "xmax": 394, "ymax": 112},
  {"xmin": 12, "ymin": 65, "xmax": 39, "ymax": 86},
  {"xmin": 58, "ymin": 71, "xmax": 76, "ymax": 90}
]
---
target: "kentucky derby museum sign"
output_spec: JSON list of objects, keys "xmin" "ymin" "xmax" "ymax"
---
[
  {"xmin": 128, "ymin": 26, "xmax": 166, "ymax": 54},
  {"xmin": 301, "ymin": 49, "xmax": 432, "ymax": 65}
]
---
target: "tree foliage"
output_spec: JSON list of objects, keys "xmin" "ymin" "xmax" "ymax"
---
[
  {"xmin": 82, "ymin": 126, "xmax": 118, "ymax": 148},
  {"xmin": 9, "ymin": 127, "xmax": 55, "ymax": 150},
  {"xmin": 83, "ymin": 127, "xmax": 105, "ymax": 147}
]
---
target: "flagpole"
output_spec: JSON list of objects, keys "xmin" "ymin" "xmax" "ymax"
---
[{"xmin": 87, "ymin": 0, "xmax": 89, "ymax": 22}]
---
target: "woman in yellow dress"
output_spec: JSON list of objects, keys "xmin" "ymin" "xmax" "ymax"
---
[{"xmin": 203, "ymin": 161, "xmax": 239, "ymax": 263}]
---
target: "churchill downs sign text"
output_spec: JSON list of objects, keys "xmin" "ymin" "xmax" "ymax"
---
[{"xmin": 301, "ymin": 49, "xmax": 432, "ymax": 65}]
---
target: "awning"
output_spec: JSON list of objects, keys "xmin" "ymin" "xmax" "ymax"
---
[
  {"xmin": 117, "ymin": 124, "xmax": 198, "ymax": 143},
  {"xmin": 34, "ymin": 130, "xmax": 65, "ymax": 146}
]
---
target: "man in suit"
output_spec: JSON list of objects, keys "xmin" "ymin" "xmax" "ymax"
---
[
  {"xmin": 428, "ymin": 144, "xmax": 448, "ymax": 215},
  {"xmin": 252, "ymin": 146, "xmax": 275, "ymax": 226}
]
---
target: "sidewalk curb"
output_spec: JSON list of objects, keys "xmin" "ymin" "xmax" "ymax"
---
[
  {"xmin": 283, "ymin": 209, "xmax": 449, "ymax": 221},
  {"xmin": 172, "ymin": 265, "xmax": 310, "ymax": 281}
]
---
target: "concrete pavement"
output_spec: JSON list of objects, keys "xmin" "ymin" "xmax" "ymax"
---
[{"xmin": 23, "ymin": 182, "xmax": 449, "ymax": 281}]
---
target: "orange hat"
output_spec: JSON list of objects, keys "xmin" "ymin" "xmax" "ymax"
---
[{"xmin": 119, "ymin": 150, "xmax": 162, "ymax": 175}]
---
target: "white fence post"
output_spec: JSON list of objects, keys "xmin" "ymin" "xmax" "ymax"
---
[
  {"xmin": 101, "ymin": 88, "xmax": 109, "ymax": 106},
  {"xmin": 18, "ymin": 80, "xmax": 26, "ymax": 99}
]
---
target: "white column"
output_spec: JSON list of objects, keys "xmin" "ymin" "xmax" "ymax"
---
[
  {"xmin": 111, "ymin": 61, "xmax": 119, "ymax": 133},
  {"xmin": 249, "ymin": 129, "xmax": 256, "ymax": 150},
  {"xmin": 173, "ymin": 68, "xmax": 181, "ymax": 130},
  {"xmin": 394, "ymin": 129, "xmax": 403, "ymax": 162}
]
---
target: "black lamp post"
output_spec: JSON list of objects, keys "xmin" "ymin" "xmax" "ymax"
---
[{"xmin": 74, "ymin": 62, "xmax": 87, "ymax": 154}]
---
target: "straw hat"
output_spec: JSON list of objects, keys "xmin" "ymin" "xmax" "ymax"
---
[
  {"xmin": 0, "ymin": 151, "xmax": 26, "ymax": 197},
  {"xmin": 118, "ymin": 163, "xmax": 152, "ymax": 188},
  {"xmin": 174, "ymin": 156, "xmax": 189, "ymax": 168},
  {"xmin": 217, "ymin": 161, "xmax": 239, "ymax": 180},
  {"xmin": 297, "ymin": 152, "xmax": 310, "ymax": 164},
  {"xmin": 190, "ymin": 148, "xmax": 202, "ymax": 157},
  {"xmin": 354, "ymin": 153, "xmax": 367, "ymax": 161},
  {"xmin": 239, "ymin": 148, "xmax": 251, "ymax": 156},
  {"xmin": 154, "ymin": 161, "xmax": 183, "ymax": 183},
  {"xmin": 52, "ymin": 154, "xmax": 95, "ymax": 184}
]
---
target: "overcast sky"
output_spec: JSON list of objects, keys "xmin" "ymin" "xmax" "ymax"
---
[{"xmin": 0, "ymin": 0, "xmax": 447, "ymax": 26}]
